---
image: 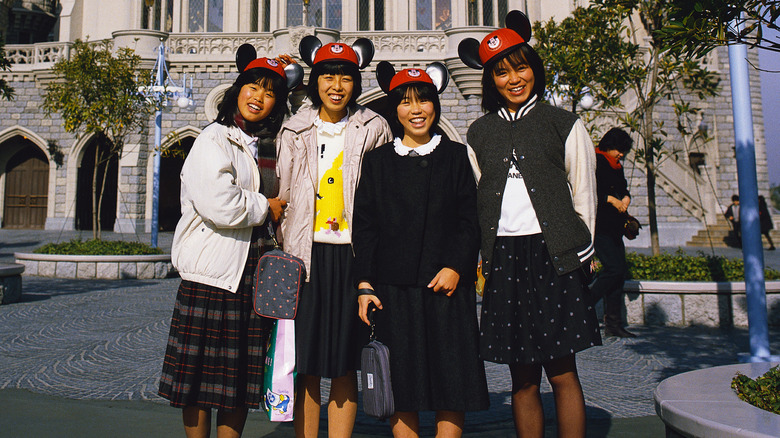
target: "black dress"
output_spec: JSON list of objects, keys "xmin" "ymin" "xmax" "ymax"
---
[{"xmin": 353, "ymin": 138, "xmax": 489, "ymax": 412}]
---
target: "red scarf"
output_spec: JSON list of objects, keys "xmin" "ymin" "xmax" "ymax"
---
[{"xmin": 596, "ymin": 149, "xmax": 622, "ymax": 169}]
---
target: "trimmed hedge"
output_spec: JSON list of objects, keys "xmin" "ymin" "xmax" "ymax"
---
[
  {"xmin": 606, "ymin": 250, "xmax": 780, "ymax": 281},
  {"xmin": 732, "ymin": 365, "xmax": 780, "ymax": 415},
  {"xmin": 34, "ymin": 239, "xmax": 163, "ymax": 256}
]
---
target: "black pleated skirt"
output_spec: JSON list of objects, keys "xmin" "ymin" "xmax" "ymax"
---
[
  {"xmin": 480, "ymin": 234, "xmax": 602, "ymax": 365},
  {"xmin": 373, "ymin": 283, "xmax": 489, "ymax": 412},
  {"xmin": 295, "ymin": 243, "xmax": 367, "ymax": 378},
  {"xmin": 158, "ymin": 240, "xmax": 271, "ymax": 411}
]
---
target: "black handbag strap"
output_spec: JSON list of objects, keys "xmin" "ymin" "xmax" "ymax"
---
[
  {"xmin": 368, "ymin": 305, "xmax": 377, "ymax": 342},
  {"xmin": 266, "ymin": 221, "xmax": 280, "ymax": 248}
]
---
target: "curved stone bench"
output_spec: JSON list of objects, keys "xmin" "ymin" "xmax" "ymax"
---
[
  {"xmin": 654, "ymin": 362, "xmax": 780, "ymax": 438},
  {"xmin": 14, "ymin": 253, "xmax": 175, "ymax": 280},
  {"xmin": 0, "ymin": 262, "xmax": 24, "ymax": 304}
]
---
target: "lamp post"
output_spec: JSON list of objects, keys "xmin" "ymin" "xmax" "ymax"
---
[
  {"xmin": 142, "ymin": 39, "xmax": 194, "ymax": 248},
  {"xmin": 728, "ymin": 18, "xmax": 778, "ymax": 363}
]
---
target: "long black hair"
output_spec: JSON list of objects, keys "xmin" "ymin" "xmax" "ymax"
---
[
  {"xmin": 215, "ymin": 67, "xmax": 290, "ymax": 138},
  {"xmin": 385, "ymin": 82, "xmax": 442, "ymax": 139},
  {"xmin": 306, "ymin": 61, "xmax": 362, "ymax": 110},
  {"xmin": 480, "ymin": 44, "xmax": 546, "ymax": 113}
]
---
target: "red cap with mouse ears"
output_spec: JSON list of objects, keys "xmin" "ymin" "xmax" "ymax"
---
[
  {"xmin": 458, "ymin": 10, "xmax": 533, "ymax": 70},
  {"xmin": 235, "ymin": 44, "xmax": 304, "ymax": 91},
  {"xmin": 299, "ymin": 36, "xmax": 375, "ymax": 70},
  {"xmin": 376, "ymin": 61, "xmax": 449, "ymax": 94}
]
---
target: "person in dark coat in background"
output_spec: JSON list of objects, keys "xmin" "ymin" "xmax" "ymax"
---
[
  {"xmin": 725, "ymin": 194, "xmax": 741, "ymax": 247},
  {"xmin": 590, "ymin": 127, "xmax": 636, "ymax": 338},
  {"xmin": 759, "ymin": 195, "xmax": 776, "ymax": 250}
]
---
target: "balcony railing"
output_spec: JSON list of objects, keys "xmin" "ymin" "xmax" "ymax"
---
[{"xmin": 3, "ymin": 30, "xmax": 451, "ymax": 72}]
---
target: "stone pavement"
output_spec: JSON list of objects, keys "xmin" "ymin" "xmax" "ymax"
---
[{"xmin": 1, "ymin": 229, "xmax": 780, "ymax": 436}]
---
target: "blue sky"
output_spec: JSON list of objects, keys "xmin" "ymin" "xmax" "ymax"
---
[{"xmin": 759, "ymin": 27, "xmax": 779, "ymax": 186}]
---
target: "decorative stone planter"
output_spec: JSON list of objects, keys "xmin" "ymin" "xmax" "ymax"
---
[
  {"xmin": 0, "ymin": 262, "xmax": 24, "ymax": 304},
  {"xmin": 654, "ymin": 362, "xmax": 780, "ymax": 437},
  {"xmin": 14, "ymin": 253, "xmax": 175, "ymax": 280},
  {"xmin": 623, "ymin": 280, "xmax": 780, "ymax": 328}
]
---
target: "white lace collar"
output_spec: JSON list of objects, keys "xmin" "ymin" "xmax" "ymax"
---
[
  {"xmin": 314, "ymin": 111, "xmax": 349, "ymax": 135},
  {"xmin": 393, "ymin": 134, "xmax": 442, "ymax": 157}
]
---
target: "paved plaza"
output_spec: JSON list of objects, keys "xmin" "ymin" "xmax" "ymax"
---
[{"xmin": 1, "ymin": 230, "xmax": 779, "ymax": 437}]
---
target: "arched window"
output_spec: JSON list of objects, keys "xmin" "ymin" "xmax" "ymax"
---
[
  {"xmin": 417, "ymin": 0, "xmax": 451, "ymax": 30},
  {"xmin": 142, "ymin": 0, "xmax": 174, "ymax": 32},
  {"xmin": 188, "ymin": 0, "xmax": 224, "ymax": 32},
  {"xmin": 358, "ymin": 0, "xmax": 384, "ymax": 30},
  {"xmin": 287, "ymin": 0, "xmax": 342, "ymax": 29},
  {"xmin": 467, "ymin": 0, "xmax": 508, "ymax": 27}
]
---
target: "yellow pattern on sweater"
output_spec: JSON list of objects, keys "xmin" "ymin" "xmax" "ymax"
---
[{"xmin": 314, "ymin": 150, "xmax": 348, "ymax": 238}]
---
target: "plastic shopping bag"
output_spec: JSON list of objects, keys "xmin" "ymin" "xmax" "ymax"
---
[{"xmin": 263, "ymin": 319, "xmax": 296, "ymax": 422}]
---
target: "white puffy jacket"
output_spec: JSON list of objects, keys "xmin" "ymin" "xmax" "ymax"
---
[{"xmin": 171, "ymin": 123, "xmax": 270, "ymax": 293}]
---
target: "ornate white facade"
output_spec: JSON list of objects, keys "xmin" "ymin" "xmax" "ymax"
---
[{"xmin": 0, "ymin": 0, "xmax": 770, "ymax": 249}]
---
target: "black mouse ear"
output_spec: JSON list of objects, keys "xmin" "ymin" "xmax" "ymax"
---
[
  {"xmin": 236, "ymin": 43, "xmax": 257, "ymax": 73},
  {"xmin": 506, "ymin": 10, "xmax": 532, "ymax": 42},
  {"xmin": 284, "ymin": 63, "xmax": 304, "ymax": 91},
  {"xmin": 352, "ymin": 38, "xmax": 375, "ymax": 69},
  {"xmin": 458, "ymin": 38, "xmax": 483, "ymax": 70},
  {"xmin": 299, "ymin": 35, "xmax": 322, "ymax": 67},
  {"xmin": 376, "ymin": 61, "xmax": 396, "ymax": 94},
  {"xmin": 425, "ymin": 62, "xmax": 449, "ymax": 94}
]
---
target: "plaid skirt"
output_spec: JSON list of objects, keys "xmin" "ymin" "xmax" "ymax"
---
[{"xmin": 158, "ymin": 240, "xmax": 270, "ymax": 411}]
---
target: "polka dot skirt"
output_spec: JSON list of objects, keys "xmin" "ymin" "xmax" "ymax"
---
[{"xmin": 479, "ymin": 234, "xmax": 602, "ymax": 365}]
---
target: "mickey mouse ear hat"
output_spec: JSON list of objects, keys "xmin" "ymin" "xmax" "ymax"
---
[
  {"xmin": 299, "ymin": 35, "xmax": 374, "ymax": 69},
  {"xmin": 458, "ymin": 10, "xmax": 532, "ymax": 69},
  {"xmin": 376, "ymin": 61, "xmax": 449, "ymax": 94},
  {"xmin": 235, "ymin": 43, "xmax": 304, "ymax": 91}
]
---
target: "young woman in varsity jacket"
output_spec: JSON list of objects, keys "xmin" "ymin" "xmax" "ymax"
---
[
  {"xmin": 159, "ymin": 48, "xmax": 302, "ymax": 437},
  {"xmin": 459, "ymin": 10, "xmax": 601, "ymax": 438},
  {"xmin": 354, "ymin": 62, "xmax": 489, "ymax": 436},
  {"xmin": 275, "ymin": 36, "xmax": 392, "ymax": 437}
]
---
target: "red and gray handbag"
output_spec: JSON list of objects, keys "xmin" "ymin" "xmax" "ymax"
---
[{"xmin": 253, "ymin": 223, "xmax": 305, "ymax": 319}]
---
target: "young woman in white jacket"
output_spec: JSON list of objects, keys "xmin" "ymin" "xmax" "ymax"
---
[{"xmin": 158, "ymin": 48, "xmax": 301, "ymax": 438}]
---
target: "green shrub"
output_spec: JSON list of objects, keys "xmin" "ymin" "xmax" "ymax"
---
[
  {"xmin": 600, "ymin": 249, "xmax": 780, "ymax": 281},
  {"xmin": 34, "ymin": 239, "xmax": 163, "ymax": 256},
  {"xmin": 731, "ymin": 365, "xmax": 780, "ymax": 415}
]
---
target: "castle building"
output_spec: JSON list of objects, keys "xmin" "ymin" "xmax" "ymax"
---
[{"xmin": 0, "ymin": 0, "xmax": 770, "ymax": 248}]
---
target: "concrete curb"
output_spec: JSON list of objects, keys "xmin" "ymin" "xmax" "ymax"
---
[{"xmin": 14, "ymin": 252, "xmax": 175, "ymax": 280}]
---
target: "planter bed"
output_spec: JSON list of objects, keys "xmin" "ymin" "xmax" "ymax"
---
[
  {"xmin": 14, "ymin": 252, "xmax": 175, "ymax": 280},
  {"xmin": 623, "ymin": 280, "xmax": 780, "ymax": 328},
  {"xmin": 654, "ymin": 362, "xmax": 780, "ymax": 438}
]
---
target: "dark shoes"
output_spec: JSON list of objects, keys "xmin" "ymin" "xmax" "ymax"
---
[{"xmin": 604, "ymin": 326, "xmax": 637, "ymax": 338}]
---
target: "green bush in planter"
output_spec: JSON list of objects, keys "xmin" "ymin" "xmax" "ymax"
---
[
  {"xmin": 34, "ymin": 239, "xmax": 163, "ymax": 256},
  {"xmin": 615, "ymin": 250, "xmax": 780, "ymax": 281},
  {"xmin": 732, "ymin": 365, "xmax": 780, "ymax": 415}
]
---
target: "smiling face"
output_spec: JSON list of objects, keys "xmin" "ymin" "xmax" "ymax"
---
[
  {"xmin": 236, "ymin": 78, "xmax": 276, "ymax": 123},
  {"xmin": 317, "ymin": 73, "xmax": 354, "ymax": 122},
  {"xmin": 397, "ymin": 88, "xmax": 435, "ymax": 147},
  {"xmin": 490, "ymin": 56, "xmax": 536, "ymax": 112}
]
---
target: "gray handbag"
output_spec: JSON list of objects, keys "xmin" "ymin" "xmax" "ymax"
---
[{"xmin": 360, "ymin": 307, "xmax": 395, "ymax": 419}]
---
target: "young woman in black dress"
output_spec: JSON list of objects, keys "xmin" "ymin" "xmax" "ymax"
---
[
  {"xmin": 354, "ymin": 62, "xmax": 489, "ymax": 437},
  {"xmin": 459, "ymin": 11, "xmax": 601, "ymax": 438}
]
